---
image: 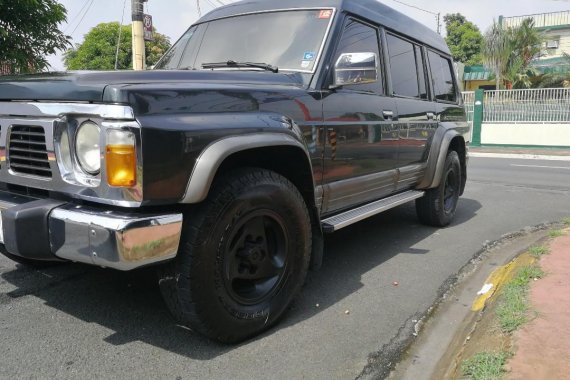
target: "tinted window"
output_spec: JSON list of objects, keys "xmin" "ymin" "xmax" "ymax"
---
[
  {"xmin": 428, "ymin": 52, "xmax": 457, "ymax": 102},
  {"xmin": 155, "ymin": 26, "xmax": 198, "ymax": 69},
  {"xmin": 156, "ymin": 10, "xmax": 333, "ymax": 72},
  {"xmin": 415, "ymin": 46, "xmax": 428, "ymax": 100},
  {"xmin": 386, "ymin": 34, "xmax": 420, "ymax": 98},
  {"xmin": 334, "ymin": 19, "xmax": 383, "ymax": 94}
]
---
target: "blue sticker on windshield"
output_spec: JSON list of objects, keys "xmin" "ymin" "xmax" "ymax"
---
[{"xmin": 303, "ymin": 52, "xmax": 316, "ymax": 61}]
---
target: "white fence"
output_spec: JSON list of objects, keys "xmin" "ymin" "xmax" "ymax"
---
[
  {"xmin": 462, "ymin": 91, "xmax": 475, "ymax": 127},
  {"xmin": 483, "ymin": 88, "xmax": 570, "ymax": 123},
  {"xmin": 461, "ymin": 88, "xmax": 570, "ymax": 147},
  {"xmin": 462, "ymin": 88, "xmax": 570, "ymax": 124}
]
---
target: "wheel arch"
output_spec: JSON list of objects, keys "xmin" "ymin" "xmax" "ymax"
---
[
  {"xmin": 418, "ymin": 126, "xmax": 467, "ymax": 191},
  {"xmin": 180, "ymin": 132, "xmax": 324, "ymax": 269}
]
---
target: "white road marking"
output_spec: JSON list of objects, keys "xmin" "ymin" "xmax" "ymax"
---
[
  {"xmin": 511, "ymin": 164, "xmax": 570, "ymax": 170},
  {"xmin": 470, "ymin": 152, "xmax": 570, "ymax": 161}
]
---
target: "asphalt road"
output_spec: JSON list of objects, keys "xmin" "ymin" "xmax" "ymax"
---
[{"xmin": 1, "ymin": 156, "xmax": 570, "ymax": 380}]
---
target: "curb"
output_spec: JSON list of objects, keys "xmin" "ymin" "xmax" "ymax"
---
[{"xmin": 469, "ymin": 152, "xmax": 570, "ymax": 161}]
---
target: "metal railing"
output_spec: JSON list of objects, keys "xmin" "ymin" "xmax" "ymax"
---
[
  {"xmin": 462, "ymin": 91, "xmax": 475, "ymax": 128},
  {"xmin": 502, "ymin": 11, "xmax": 570, "ymax": 29},
  {"xmin": 462, "ymin": 88, "xmax": 570, "ymax": 124},
  {"xmin": 483, "ymin": 88, "xmax": 570, "ymax": 123}
]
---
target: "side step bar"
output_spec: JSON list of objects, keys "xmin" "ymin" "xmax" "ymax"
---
[{"xmin": 321, "ymin": 190, "xmax": 425, "ymax": 233}]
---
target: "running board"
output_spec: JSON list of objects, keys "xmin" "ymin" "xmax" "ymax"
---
[{"xmin": 321, "ymin": 190, "xmax": 425, "ymax": 233}]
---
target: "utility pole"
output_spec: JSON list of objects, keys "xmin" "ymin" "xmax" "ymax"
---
[
  {"xmin": 436, "ymin": 12, "xmax": 442, "ymax": 35},
  {"xmin": 131, "ymin": 0, "xmax": 146, "ymax": 70}
]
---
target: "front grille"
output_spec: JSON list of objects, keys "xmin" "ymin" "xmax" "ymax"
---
[{"xmin": 8, "ymin": 125, "xmax": 52, "ymax": 178}]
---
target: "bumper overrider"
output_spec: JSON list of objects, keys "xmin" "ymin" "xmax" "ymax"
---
[{"xmin": 0, "ymin": 191, "xmax": 183, "ymax": 271}]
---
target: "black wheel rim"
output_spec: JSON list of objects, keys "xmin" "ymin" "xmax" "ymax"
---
[
  {"xmin": 443, "ymin": 167, "xmax": 459, "ymax": 213},
  {"xmin": 223, "ymin": 210, "xmax": 288, "ymax": 306}
]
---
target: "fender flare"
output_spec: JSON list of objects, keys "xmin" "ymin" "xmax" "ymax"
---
[
  {"xmin": 417, "ymin": 126, "xmax": 462, "ymax": 189},
  {"xmin": 180, "ymin": 132, "xmax": 311, "ymax": 204}
]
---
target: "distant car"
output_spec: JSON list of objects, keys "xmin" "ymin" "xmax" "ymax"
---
[{"xmin": 0, "ymin": 0, "xmax": 469, "ymax": 343}]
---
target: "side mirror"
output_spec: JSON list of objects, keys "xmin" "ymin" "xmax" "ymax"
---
[{"xmin": 333, "ymin": 52, "xmax": 378, "ymax": 88}]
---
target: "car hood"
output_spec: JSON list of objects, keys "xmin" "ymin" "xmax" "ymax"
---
[{"xmin": 0, "ymin": 70, "xmax": 305, "ymax": 103}]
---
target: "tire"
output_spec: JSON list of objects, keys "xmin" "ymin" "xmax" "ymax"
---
[
  {"xmin": 158, "ymin": 168, "xmax": 312, "ymax": 343},
  {"xmin": 416, "ymin": 150, "xmax": 461, "ymax": 227}
]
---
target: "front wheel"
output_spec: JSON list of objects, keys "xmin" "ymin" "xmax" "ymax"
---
[
  {"xmin": 158, "ymin": 168, "xmax": 311, "ymax": 343},
  {"xmin": 416, "ymin": 150, "xmax": 461, "ymax": 227}
]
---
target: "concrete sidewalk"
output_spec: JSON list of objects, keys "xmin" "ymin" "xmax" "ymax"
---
[
  {"xmin": 508, "ymin": 229, "xmax": 570, "ymax": 379},
  {"xmin": 469, "ymin": 146, "xmax": 570, "ymax": 160}
]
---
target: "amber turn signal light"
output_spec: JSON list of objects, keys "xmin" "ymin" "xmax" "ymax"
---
[{"xmin": 106, "ymin": 130, "xmax": 136, "ymax": 187}]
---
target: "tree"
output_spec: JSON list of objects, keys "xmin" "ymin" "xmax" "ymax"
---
[
  {"xmin": 483, "ymin": 18, "xmax": 543, "ymax": 89},
  {"xmin": 64, "ymin": 22, "xmax": 171, "ymax": 70},
  {"xmin": 444, "ymin": 13, "xmax": 484, "ymax": 65},
  {"xmin": 0, "ymin": 0, "xmax": 71, "ymax": 74}
]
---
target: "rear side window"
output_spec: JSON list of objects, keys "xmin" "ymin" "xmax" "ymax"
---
[
  {"xmin": 386, "ymin": 34, "xmax": 427, "ymax": 99},
  {"xmin": 428, "ymin": 52, "xmax": 457, "ymax": 103}
]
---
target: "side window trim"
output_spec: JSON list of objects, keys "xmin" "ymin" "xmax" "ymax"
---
[
  {"xmin": 415, "ymin": 45, "xmax": 429, "ymax": 101},
  {"xmin": 421, "ymin": 45, "xmax": 436, "ymax": 101},
  {"xmin": 327, "ymin": 15, "xmax": 386, "ymax": 95}
]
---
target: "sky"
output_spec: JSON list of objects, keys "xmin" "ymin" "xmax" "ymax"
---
[{"xmin": 48, "ymin": 0, "xmax": 570, "ymax": 71}]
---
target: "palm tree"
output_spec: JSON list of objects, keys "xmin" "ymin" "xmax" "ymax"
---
[
  {"xmin": 483, "ymin": 21, "xmax": 511, "ymax": 90},
  {"xmin": 483, "ymin": 18, "xmax": 544, "ymax": 89}
]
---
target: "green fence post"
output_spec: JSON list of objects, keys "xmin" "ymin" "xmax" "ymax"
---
[{"xmin": 472, "ymin": 89, "xmax": 484, "ymax": 147}]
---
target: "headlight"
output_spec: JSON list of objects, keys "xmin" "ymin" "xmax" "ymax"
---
[{"xmin": 75, "ymin": 121, "xmax": 101, "ymax": 175}]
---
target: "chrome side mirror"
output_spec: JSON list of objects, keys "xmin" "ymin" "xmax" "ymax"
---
[{"xmin": 333, "ymin": 52, "xmax": 378, "ymax": 87}]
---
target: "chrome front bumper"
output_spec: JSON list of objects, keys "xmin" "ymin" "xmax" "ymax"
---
[{"xmin": 0, "ymin": 192, "xmax": 183, "ymax": 271}]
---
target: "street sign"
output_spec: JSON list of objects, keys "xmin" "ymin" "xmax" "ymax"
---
[{"xmin": 143, "ymin": 14, "xmax": 153, "ymax": 41}]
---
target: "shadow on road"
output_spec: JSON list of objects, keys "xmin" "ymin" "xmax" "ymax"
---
[{"xmin": 1, "ymin": 198, "xmax": 481, "ymax": 360}]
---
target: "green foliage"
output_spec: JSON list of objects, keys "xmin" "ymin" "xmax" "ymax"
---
[
  {"xmin": 529, "ymin": 245, "xmax": 549, "ymax": 258},
  {"xmin": 444, "ymin": 13, "xmax": 484, "ymax": 65},
  {"xmin": 563, "ymin": 217, "xmax": 570, "ymax": 225},
  {"xmin": 496, "ymin": 265, "xmax": 543, "ymax": 333},
  {"xmin": 0, "ymin": 0, "xmax": 71, "ymax": 74},
  {"xmin": 64, "ymin": 22, "xmax": 171, "ymax": 70},
  {"xmin": 548, "ymin": 230, "xmax": 564, "ymax": 238},
  {"xmin": 536, "ymin": 53, "xmax": 570, "ymax": 88},
  {"xmin": 483, "ymin": 18, "xmax": 544, "ymax": 89},
  {"xmin": 461, "ymin": 351, "xmax": 510, "ymax": 380}
]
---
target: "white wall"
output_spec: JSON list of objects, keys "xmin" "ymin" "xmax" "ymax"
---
[
  {"xmin": 542, "ymin": 29, "xmax": 570, "ymax": 58},
  {"xmin": 481, "ymin": 123, "xmax": 570, "ymax": 146}
]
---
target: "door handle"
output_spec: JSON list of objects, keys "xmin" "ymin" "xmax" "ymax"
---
[
  {"xmin": 383, "ymin": 110, "xmax": 394, "ymax": 120},
  {"xmin": 426, "ymin": 112, "xmax": 436, "ymax": 120}
]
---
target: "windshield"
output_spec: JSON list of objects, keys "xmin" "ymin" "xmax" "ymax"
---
[{"xmin": 155, "ymin": 9, "xmax": 335, "ymax": 72}]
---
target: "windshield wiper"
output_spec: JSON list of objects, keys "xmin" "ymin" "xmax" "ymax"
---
[{"xmin": 202, "ymin": 60, "xmax": 279, "ymax": 73}]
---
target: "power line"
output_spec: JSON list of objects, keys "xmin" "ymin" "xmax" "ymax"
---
[
  {"xmin": 115, "ymin": 0, "xmax": 128, "ymax": 70},
  {"xmin": 64, "ymin": 0, "xmax": 91, "ymax": 33},
  {"xmin": 387, "ymin": 0, "xmax": 442, "ymax": 34},
  {"xmin": 69, "ymin": 0, "xmax": 95, "ymax": 37},
  {"xmin": 387, "ymin": 0, "xmax": 438, "ymax": 16}
]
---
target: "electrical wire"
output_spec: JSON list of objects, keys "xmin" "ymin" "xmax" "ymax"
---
[
  {"xmin": 69, "ymin": 0, "xmax": 95, "ymax": 36},
  {"xmin": 387, "ymin": 0, "xmax": 438, "ymax": 16},
  {"xmin": 63, "ymin": 0, "xmax": 91, "ymax": 33},
  {"xmin": 114, "ymin": 0, "xmax": 128, "ymax": 70}
]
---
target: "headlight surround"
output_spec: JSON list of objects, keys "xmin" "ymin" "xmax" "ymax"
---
[{"xmin": 75, "ymin": 121, "xmax": 101, "ymax": 175}]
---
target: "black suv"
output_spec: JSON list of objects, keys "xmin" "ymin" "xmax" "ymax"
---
[{"xmin": 0, "ymin": 0, "xmax": 469, "ymax": 342}]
